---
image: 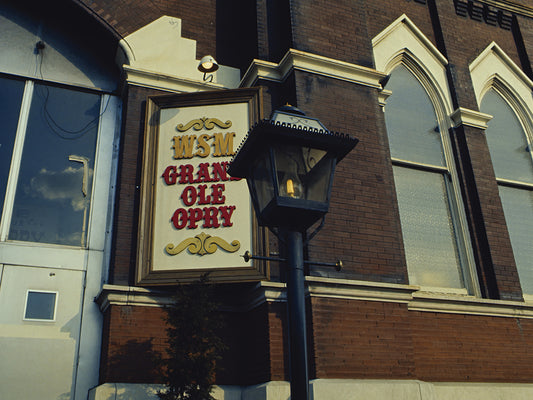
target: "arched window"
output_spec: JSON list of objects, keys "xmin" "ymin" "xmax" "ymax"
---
[
  {"xmin": 385, "ymin": 64, "xmax": 471, "ymax": 291},
  {"xmin": 373, "ymin": 15, "xmax": 477, "ymax": 293},
  {"xmin": 480, "ymin": 88, "xmax": 533, "ymax": 294}
]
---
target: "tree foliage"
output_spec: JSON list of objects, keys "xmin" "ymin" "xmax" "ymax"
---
[{"xmin": 158, "ymin": 275, "xmax": 226, "ymax": 400}]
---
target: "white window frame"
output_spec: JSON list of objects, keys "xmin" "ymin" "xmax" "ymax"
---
[
  {"xmin": 0, "ymin": 75, "xmax": 119, "ymax": 271},
  {"xmin": 373, "ymin": 15, "xmax": 480, "ymax": 296},
  {"xmin": 23, "ymin": 289, "xmax": 58, "ymax": 322}
]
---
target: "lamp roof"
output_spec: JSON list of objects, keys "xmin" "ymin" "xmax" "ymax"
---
[{"xmin": 228, "ymin": 118, "xmax": 358, "ymax": 178}]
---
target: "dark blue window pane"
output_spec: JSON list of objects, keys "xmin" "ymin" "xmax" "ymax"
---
[
  {"xmin": 0, "ymin": 76, "xmax": 25, "ymax": 221},
  {"xmin": 9, "ymin": 83, "xmax": 100, "ymax": 246}
]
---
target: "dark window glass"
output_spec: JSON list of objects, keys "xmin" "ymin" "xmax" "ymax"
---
[
  {"xmin": 24, "ymin": 291, "xmax": 57, "ymax": 320},
  {"xmin": 481, "ymin": 89, "xmax": 533, "ymax": 294},
  {"xmin": 481, "ymin": 90, "xmax": 533, "ymax": 183},
  {"xmin": 0, "ymin": 76, "xmax": 25, "ymax": 220},
  {"xmin": 499, "ymin": 186, "xmax": 533, "ymax": 293},
  {"xmin": 385, "ymin": 65, "xmax": 445, "ymax": 167},
  {"xmin": 9, "ymin": 83, "xmax": 100, "ymax": 246},
  {"xmin": 393, "ymin": 166, "xmax": 463, "ymax": 288}
]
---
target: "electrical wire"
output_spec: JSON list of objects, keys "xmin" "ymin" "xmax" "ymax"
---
[{"xmin": 33, "ymin": 41, "xmax": 111, "ymax": 140}]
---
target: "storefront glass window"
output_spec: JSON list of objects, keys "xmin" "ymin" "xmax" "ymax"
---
[{"xmin": 8, "ymin": 83, "xmax": 100, "ymax": 246}]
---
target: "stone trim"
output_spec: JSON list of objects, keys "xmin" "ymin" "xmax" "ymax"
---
[
  {"xmin": 372, "ymin": 14, "xmax": 448, "ymax": 67},
  {"xmin": 95, "ymin": 284, "xmax": 173, "ymax": 312},
  {"xmin": 122, "ymin": 65, "xmax": 232, "ymax": 93},
  {"xmin": 409, "ymin": 290, "xmax": 533, "ymax": 318},
  {"xmin": 116, "ymin": 16, "xmax": 240, "ymax": 92},
  {"xmin": 240, "ymin": 49, "xmax": 387, "ymax": 89},
  {"xmin": 96, "ymin": 278, "xmax": 533, "ymax": 319},
  {"xmin": 307, "ymin": 276, "xmax": 416, "ymax": 304},
  {"xmin": 481, "ymin": 0, "xmax": 533, "ymax": 18},
  {"xmin": 450, "ymin": 107, "xmax": 493, "ymax": 130}
]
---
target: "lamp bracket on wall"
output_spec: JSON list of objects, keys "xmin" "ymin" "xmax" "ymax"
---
[{"xmin": 242, "ymin": 250, "xmax": 343, "ymax": 271}]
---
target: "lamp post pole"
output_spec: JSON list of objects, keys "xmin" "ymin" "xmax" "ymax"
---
[
  {"xmin": 286, "ymin": 230, "xmax": 309, "ymax": 400},
  {"xmin": 227, "ymin": 104, "xmax": 358, "ymax": 400}
]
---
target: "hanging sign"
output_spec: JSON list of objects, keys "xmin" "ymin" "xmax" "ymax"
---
[{"xmin": 136, "ymin": 88, "xmax": 267, "ymax": 284}]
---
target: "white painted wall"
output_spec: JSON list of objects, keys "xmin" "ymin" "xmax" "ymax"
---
[{"xmin": 0, "ymin": 4, "xmax": 121, "ymax": 400}]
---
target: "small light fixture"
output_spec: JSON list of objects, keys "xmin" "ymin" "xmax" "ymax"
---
[{"xmin": 198, "ymin": 55, "xmax": 219, "ymax": 82}]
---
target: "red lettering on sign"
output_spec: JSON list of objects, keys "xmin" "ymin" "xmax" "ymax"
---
[
  {"xmin": 180, "ymin": 186, "xmax": 197, "ymax": 206},
  {"xmin": 196, "ymin": 163, "xmax": 213, "ymax": 183},
  {"xmin": 197, "ymin": 185, "xmax": 211, "ymax": 205},
  {"xmin": 171, "ymin": 208, "xmax": 188, "ymax": 229},
  {"xmin": 162, "ymin": 162, "xmax": 242, "ymax": 185},
  {"xmin": 219, "ymin": 205, "xmax": 236, "ymax": 227},
  {"xmin": 211, "ymin": 184, "xmax": 226, "ymax": 204},
  {"xmin": 171, "ymin": 205, "xmax": 236, "ymax": 230},
  {"xmin": 162, "ymin": 166, "xmax": 177, "ymax": 185},
  {"xmin": 202, "ymin": 207, "xmax": 220, "ymax": 228}
]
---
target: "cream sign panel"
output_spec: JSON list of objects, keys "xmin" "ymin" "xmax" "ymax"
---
[
  {"xmin": 153, "ymin": 103, "xmax": 252, "ymax": 271},
  {"xmin": 137, "ymin": 89, "xmax": 265, "ymax": 284}
]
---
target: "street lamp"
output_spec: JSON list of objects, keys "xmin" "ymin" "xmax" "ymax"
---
[{"xmin": 228, "ymin": 105, "xmax": 358, "ymax": 400}]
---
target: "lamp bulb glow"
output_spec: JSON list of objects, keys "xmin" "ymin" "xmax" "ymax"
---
[{"xmin": 282, "ymin": 175, "xmax": 303, "ymax": 198}]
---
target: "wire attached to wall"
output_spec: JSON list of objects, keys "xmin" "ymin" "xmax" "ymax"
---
[{"xmin": 33, "ymin": 39, "xmax": 111, "ymax": 140}]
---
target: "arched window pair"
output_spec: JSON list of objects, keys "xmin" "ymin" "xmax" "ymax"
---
[{"xmin": 374, "ymin": 16, "xmax": 533, "ymax": 296}]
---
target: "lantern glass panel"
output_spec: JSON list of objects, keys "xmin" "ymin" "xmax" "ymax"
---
[
  {"xmin": 273, "ymin": 144, "xmax": 331, "ymax": 202},
  {"xmin": 305, "ymin": 153, "xmax": 335, "ymax": 203},
  {"xmin": 250, "ymin": 151, "xmax": 275, "ymax": 214}
]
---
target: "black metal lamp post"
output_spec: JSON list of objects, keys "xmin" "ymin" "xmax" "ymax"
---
[{"xmin": 228, "ymin": 105, "xmax": 358, "ymax": 400}]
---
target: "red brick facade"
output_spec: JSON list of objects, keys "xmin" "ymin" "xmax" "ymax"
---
[{"xmin": 83, "ymin": 0, "xmax": 533, "ymax": 391}]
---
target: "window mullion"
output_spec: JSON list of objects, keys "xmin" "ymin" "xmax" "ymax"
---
[
  {"xmin": 497, "ymin": 177, "xmax": 533, "ymax": 190},
  {"xmin": 391, "ymin": 157, "xmax": 449, "ymax": 174},
  {"xmin": 0, "ymin": 80, "xmax": 34, "ymax": 241}
]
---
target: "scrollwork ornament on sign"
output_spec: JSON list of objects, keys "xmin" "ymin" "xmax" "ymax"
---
[
  {"xmin": 176, "ymin": 117, "xmax": 232, "ymax": 132},
  {"xmin": 165, "ymin": 232, "xmax": 241, "ymax": 256}
]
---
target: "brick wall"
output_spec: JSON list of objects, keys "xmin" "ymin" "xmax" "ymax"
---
[
  {"xmin": 78, "ymin": 0, "xmax": 217, "ymax": 59},
  {"xmin": 290, "ymin": 71, "xmax": 407, "ymax": 283},
  {"xmin": 100, "ymin": 296, "xmax": 533, "ymax": 385},
  {"xmin": 99, "ymin": 299, "xmax": 286, "ymax": 386},
  {"xmin": 99, "ymin": 305, "xmax": 168, "ymax": 383},
  {"xmin": 311, "ymin": 297, "xmax": 533, "ymax": 382}
]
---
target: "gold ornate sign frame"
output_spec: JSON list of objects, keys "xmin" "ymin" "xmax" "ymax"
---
[{"xmin": 136, "ymin": 88, "xmax": 268, "ymax": 285}]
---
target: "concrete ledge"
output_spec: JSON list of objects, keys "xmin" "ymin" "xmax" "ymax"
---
[
  {"xmin": 88, "ymin": 383, "xmax": 242, "ymax": 400},
  {"xmin": 89, "ymin": 380, "xmax": 533, "ymax": 400},
  {"xmin": 311, "ymin": 379, "xmax": 432, "ymax": 400}
]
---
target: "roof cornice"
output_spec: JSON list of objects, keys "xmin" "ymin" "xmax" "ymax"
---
[{"xmin": 480, "ymin": 0, "xmax": 533, "ymax": 18}]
